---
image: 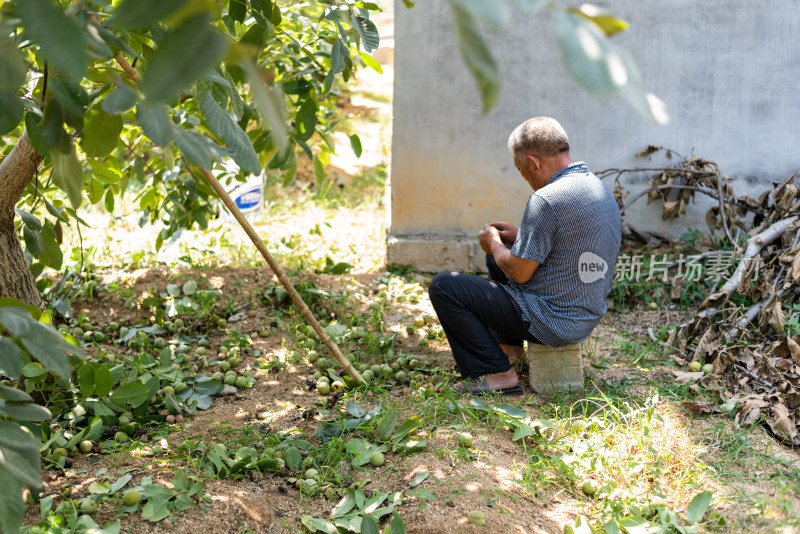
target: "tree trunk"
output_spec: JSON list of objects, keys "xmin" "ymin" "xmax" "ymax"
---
[{"xmin": 0, "ymin": 131, "xmax": 45, "ymax": 309}]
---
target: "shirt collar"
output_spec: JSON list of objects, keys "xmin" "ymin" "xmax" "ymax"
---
[{"xmin": 548, "ymin": 161, "xmax": 588, "ymax": 185}]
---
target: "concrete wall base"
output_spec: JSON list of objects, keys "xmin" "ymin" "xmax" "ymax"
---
[
  {"xmin": 526, "ymin": 343, "xmax": 584, "ymax": 394},
  {"xmin": 387, "ymin": 236, "xmax": 486, "ymax": 273}
]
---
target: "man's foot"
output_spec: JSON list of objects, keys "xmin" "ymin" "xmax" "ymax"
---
[
  {"xmin": 500, "ymin": 344, "xmax": 525, "ymax": 368},
  {"xmin": 453, "ymin": 368, "xmax": 522, "ymax": 395}
]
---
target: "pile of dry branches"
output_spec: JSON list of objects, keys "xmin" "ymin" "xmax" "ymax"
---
[{"xmin": 605, "ymin": 148, "xmax": 800, "ymax": 447}]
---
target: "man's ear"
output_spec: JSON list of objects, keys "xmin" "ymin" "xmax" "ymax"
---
[{"xmin": 525, "ymin": 153, "xmax": 541, "ymax": 171}]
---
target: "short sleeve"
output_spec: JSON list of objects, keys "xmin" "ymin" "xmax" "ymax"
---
[{"xmin": 510, "ymin": 194, "xmax": 558, "ymax": 263}]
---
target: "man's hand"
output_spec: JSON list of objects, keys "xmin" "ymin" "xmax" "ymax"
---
[
  {"xmin": 479, "ymin": 224, "xmax": 502, "ymax": 254},
  {"xmin": 489, "ymin": 221, "xmax": 518, "ymax": 244}
]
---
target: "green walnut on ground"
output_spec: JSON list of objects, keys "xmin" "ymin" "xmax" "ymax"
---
[
  {"xmin": 467, "ymin": 510, "xmax": 486, "ymax": 526},
  {"xmin": 581, "ymin": 479, "xmax": 599, "ymax": 496},
  {"xmin": 123, "ymin": 490, "xmax": 141, "ymax": 506},
  {"xmin": 455, "ymin": 432, "xmax": 473, "ymax": 447}
]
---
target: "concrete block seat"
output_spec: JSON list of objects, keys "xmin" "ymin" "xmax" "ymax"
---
[{"xmin": 525, "ymin": 342, "xmax": 584, "ymax": 393}]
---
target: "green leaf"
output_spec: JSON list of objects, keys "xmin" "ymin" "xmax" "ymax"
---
[
  {"xmin": 389, "ymin": 512, "xmax": 406, "ymax": 534},
  {"xmin": 449, "ymin": 3, "xmax": 500, "ymax": 113},
  {"xmin": 229, "ymin": 0, "xmax": 248, "ymax": 22},
  {"xmin": 346, "ymin": 399, "xmax": 366, "ymax": 418},
  {"xmin": 110, "ymin": 383, "xmax": 150, "ymax": 409},
  {"xmin": 142, "ymin": 13, "xmax": 229, "ymax": 103},
  {"xmin": 141, "ymin": 493, "xmax": 172, "ymax": 522},
  {"xmin": 0, "ymin": 441, "xmax": 40, "ymax": 495},
  {"xmin": 0, "ymin": 421, "xmax": 39, "ymax": 452},
  {"xmin": 104, "ymin": 189, "xmax": 115, "ymax": 213},
  {"xmin": 0, "ymin": 339, "xmax": 23, "ymax": 379},
  {"xmin": 250, "ymin": 0, "xmax": 273, "ymax": 26},
  {"xmin": 81, "ymin": 109, "xmax": 123, "ymax": 157},
  {"xmin": 25, "ymin": 112, "xmax": 51, "ymax": 159},
  {"xmin": 172, "ymin": 127, "xmax": 229, "ymax": 170},
  {"xmin": 42, "ymin": 99, "xmax": 71, "ymax": 153},
  {"xmin": 493, "ymin": 403, "xmax": 527, "ymax": 419},
  {"xmin": 39, "ymin": 222, "xmax": 63, "ymax": 270},
  {"xmin": 94, "ymin": 365, "xmax": 114, "ymax": 397},
  {"xmin": 0, "ymin": 91, "xmax": 23, "ymax": 135},
  {"xmin": 0, "ymin": 308, "xmax": 77, "ymax": 379},
  {"xmin": 569, "ymin": 6, "xmax": 629, "ymax": 36},
  {"xmin": 16, "ymin": 0, "xmax": 87, "ymax": 79},
  {"xmin": 0, "ymin": 384, "xmax": 33, "ymax": 402},
  {"xmin": 358, "ymin": 51, "xmax": 383, "ymax": 74},
  {"xmin": 48, "ymin": 78, "xmax": 89, "ymax": 117},
  {"xmin": 331, "ymin": 39, "xmax": 348, "ymax": 74},
  {"xmin": 349, "ymin": 134, "xmax": 362, "ymax": 158},
  {"xmin": 22, "ymin": 225, "xmax": 43, "ymax": 258},
  {"xmin": 15, "ymin": 209, "xmax": 42, "ymax": 231},
  {"xmin": 360, "ymin": 514, "xmax": 379, "ymax": 534},
  {"xmin": 687, "ymin": 490, "xmax": 712, "ymax": 524},
  {"xmin": 301, "ymin": 516, "xmax": 339, "ymax": 534},
  {"xmin": 246, "ymin": 63, "xmax": 289, "ymax": 151},
  {"xmin": 78, "ymin": 363, "xmax": 95, "ymax": 397},
  {"xmin": 450, "ymin": 0, "xmax": 511, "ymax": 30},
  {"xmin": 376, "ymin": 402, "xmax": 397, "ymax": 441},
  {"xmin": 0, "ymin": 464, "xmax": 25, "ymax": 534},
  {"xmin": 52, "ymin": 147, "xmax": 84, "ymax": 209},
  {"xmin": 620, "ymin": 83, "xmax": 670, "ymax": 125},
  {"xmin": 89, "ymin": 159, "xmax": 122, "ymax": 184},
  {"xmin": 512, "ymin": 422, "xmax": 534, "ymax": 441},
  {"xmin": 353, "ymin": 16, "xmax": 380, "ymax": 52},
  {"xmin": 554, "ymin": 11, "xmax": 619, "ymax": 100},
  {"xmin": 102, "ymin": 83, "xmax": 138, "ymax": 115},
  {"xmin": 1, "ymin": 401, "xmax": 52, "ymax": 421},
  {"xmin": 391, "ymin": 416, "xmax": 420, "ymax": 442},
  {"xmin": 136, "ymin": 103, "xmax": 173, "ymax": 146},
  {"xmin": 198, "ymin": 90, "xmax": 261, "ymax": 174},
  {"xmin": 0, "ymin": 35, "xmax": 27, "ymax": 91},
  {"xmin": 331, "ymin": 490, "xmax": 356, "ymax": 518},
  {"xmin": 86, "ymin": 176, "xmax": 104, "ymax": 205},
  {"xmin": 408, "ymin": 471, "xmax": 429, "ymax": 488},
  {"xmin": 294, "ymin": 99, "xmax": 317, "ymax": 142},
  {"xmin": 283, "ymin": 446, "xmax": 302, "ymax": 470},
  {"xmin": 109, "ymin": 0, "xmax": 192, "ymax": 30}
]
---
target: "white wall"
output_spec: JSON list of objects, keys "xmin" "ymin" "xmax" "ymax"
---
[{"xmin": 389, "ymin": 0, "xmax": 800, "ymax": 270}]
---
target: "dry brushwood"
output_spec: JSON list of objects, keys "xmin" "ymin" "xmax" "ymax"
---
[{"xmin": 606, "ymin": 149, "xmax": 800, "ymax": 447}]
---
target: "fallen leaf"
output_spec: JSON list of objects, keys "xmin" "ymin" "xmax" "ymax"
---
[
  {"xmin": 672, "ymin": 370, "xmax": 704, "ymax": 384},
  {"xmin": 680, "ymin": 401, "xmax": 721, "ymax": 415},
  {"xmin": 767, "ymin": 404, "xmax": 797, "ymax": 443},
  {"xmin": 789, "ymin": 338, "xmax": 800, "ymax": 363}
]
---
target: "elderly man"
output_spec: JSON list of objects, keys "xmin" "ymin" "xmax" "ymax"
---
[{"xmin": 428, "ymin": 117, "xmax": 621, "ymax": 394}]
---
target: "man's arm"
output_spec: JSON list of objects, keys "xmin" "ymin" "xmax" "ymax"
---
[{"xmin": 479, "ymin": 225, "xmax": 539, "ymax": 284}]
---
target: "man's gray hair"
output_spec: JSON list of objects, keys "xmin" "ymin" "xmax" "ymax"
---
[{"xmin": 507, "ymin": 117, "xmax": 570, "ymax": 161}]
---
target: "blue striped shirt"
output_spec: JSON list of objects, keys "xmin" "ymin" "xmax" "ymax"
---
[{"xmin": 503, "ymin": 162, "xmax": 621, "ymax": 346}]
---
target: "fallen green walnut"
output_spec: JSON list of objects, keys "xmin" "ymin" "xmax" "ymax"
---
[{"xmin": 467, "ymin": 510, "xmax": 486, "ymax": 526}]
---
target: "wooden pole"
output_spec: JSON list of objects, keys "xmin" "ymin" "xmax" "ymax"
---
[
  {"xmin": 109, "ymin": 53, "xmax": 362, "ymax": 383},
  {"xmin": 198, "ymin": 168, "xmax": 365, "ymax": 385}
]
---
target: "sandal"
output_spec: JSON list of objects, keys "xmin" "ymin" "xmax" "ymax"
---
[{"xmin": 454, "ymin": 376, "xmax": 524, "ymax": 396}]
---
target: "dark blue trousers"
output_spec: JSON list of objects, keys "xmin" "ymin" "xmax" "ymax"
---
[{"xmin": 428, "ymin": 255, "xmax": 542, "ymax": 378}]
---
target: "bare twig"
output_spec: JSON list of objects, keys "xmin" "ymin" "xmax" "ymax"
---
[
  {"xmin": 732, "ymin": 362, "xmax": 774, "ymax": 389},
  {"xmin": 712, "ymin": 165, "xmax": 735, "ymax": 244},
  {"xmin": 717, "ymin": 216, "xmax": 796, "ymax": 299},
  {"xmin": 621, "ymin": 184, "xmax": 718, "ymax": 214}
]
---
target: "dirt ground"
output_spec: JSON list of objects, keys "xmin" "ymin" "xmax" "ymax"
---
[
  {"xmin": 20, "ymin": 10, "xmax": 800, "ymax": 533},
  {"xmin": 27, "ymin": 266, "xmax": 670, "ymax": 534}
]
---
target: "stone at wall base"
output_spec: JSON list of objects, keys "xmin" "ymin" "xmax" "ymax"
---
[{"xmin": 526, "ymin": 343, "xmax": 584, "ymax": 394}]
